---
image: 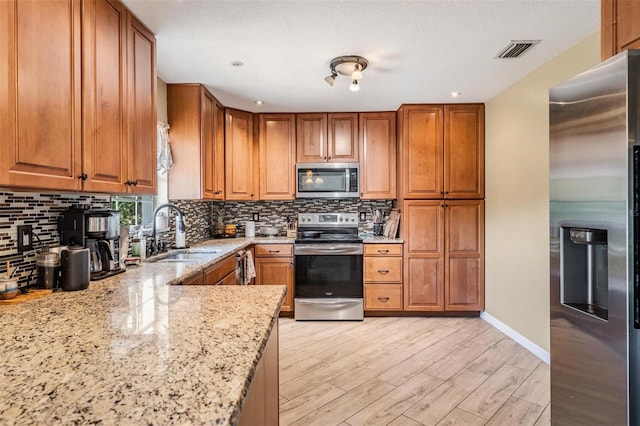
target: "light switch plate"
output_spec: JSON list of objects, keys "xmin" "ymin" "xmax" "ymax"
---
[
  {"xmin": 17, "ymin": 225, "xmax": 33, "ymax": 253},
  {"xmin": 359, "ymin": 212, "xmax": 367, "ymax": 222}
]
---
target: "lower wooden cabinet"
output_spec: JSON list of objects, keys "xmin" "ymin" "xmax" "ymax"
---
[
  {"xmin": 255, "ymin": 244, "xmax": 294, "ymax": 313},
  {"xmin": 364, "ymin": 243, "xmax": 403, "ymax": 312},
  {"xmin": 238, "ymin": 319, "xmax": 279, "ymax": 426},
  {"xmin": 402, "ymin": 200, "xmax": 484, "ymax": 312},
  {"xmin": 180, "ymin": 252, "xmax": 238, "ymax": 285}
]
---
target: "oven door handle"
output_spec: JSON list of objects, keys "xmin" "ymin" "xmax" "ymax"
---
[
  {"xmin": 296, "ymin": 299, "xmax": 362, "ymax": 305},
  {"xmin": 294, "ymin": 244, "xmax": 363, "ymax": 255}
]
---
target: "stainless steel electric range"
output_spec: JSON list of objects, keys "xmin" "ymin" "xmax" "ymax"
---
[{"xmin": 294, "ymin": 213, "xmax": 363, "ymax": 320}]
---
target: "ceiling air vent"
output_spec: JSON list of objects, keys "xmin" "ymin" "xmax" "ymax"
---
[{"xmin": 495, "ymin": 40, "xmax": 540, "ymax": 59}]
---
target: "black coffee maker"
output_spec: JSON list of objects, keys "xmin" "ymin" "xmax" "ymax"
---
[{"xmin": 58, "ymin": 206, "xmax": 125, "ymax": 281}]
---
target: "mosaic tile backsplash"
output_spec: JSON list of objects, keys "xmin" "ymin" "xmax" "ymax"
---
[
  {"xmin": 0, "ymin": 192, "xmax": 110, "ymax": 287},
  {"xmin": 0, "ymin": 191, "xmax": 394, "ymax": 288}
]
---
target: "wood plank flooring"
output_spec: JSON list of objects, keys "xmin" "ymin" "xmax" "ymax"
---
[{"xmin": 279, "ymin": 317, "xmax": 550, "ymax": 426}]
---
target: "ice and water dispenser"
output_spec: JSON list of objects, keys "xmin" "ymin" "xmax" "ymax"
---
[{"xmin": 561, "ymin": 227, "xmax": 609, "ymax": 320}]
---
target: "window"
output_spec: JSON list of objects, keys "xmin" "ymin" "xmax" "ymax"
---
[{"xmin": 111, "ymin": 195, "xmax": 155, "ymax": 227}]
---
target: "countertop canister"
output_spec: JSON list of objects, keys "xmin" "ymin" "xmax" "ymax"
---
[{"xmin": 245, "ymin": 221, "xmax": 255, "ymax": 238}]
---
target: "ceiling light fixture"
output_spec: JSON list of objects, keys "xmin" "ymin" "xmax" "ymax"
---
[
  {"xmin": 325, "ymin": 55, "xmax": 368, "ymax": 91},
  {"xmin": 450, "ymin": 91, "xmax": 462, "ymax": 97},
  {"xmin": 255, "ymin": 100, "xmax": 264, "ymax": 105}
]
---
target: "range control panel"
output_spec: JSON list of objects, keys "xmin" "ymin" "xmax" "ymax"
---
[{"xmin": 297, "ymin": 213, "xmax": 358, "ymax": 227}]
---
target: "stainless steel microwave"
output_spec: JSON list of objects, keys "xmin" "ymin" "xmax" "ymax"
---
[{"xmin": 295, "ymin": 162, "xmax": 360, "ymax": 198}]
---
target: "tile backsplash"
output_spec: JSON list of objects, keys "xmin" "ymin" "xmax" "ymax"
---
[
  {"xmin": 0, "ymin": 192, "xmax": 110, "ymax": 287},
  {"xmin": 0, "ymin": 191, "xmax": 394, "ymax": 288}
]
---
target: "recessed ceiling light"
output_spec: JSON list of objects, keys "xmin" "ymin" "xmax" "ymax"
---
[
  {"xmin": 255, "ymin": 100, "xmax": 264, "ymax": 105},
  {"xmin": 450, "ymin": 91, "xmax": 462, "ymax": 97},
  {"xmin": 231, "ymin": 61, "xmax": 244, "ymax": 67}
]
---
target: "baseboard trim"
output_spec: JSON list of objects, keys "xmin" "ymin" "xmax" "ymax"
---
[{"xmin": 480, "ymin": 311, "xmax": 550, "ymax": 365}]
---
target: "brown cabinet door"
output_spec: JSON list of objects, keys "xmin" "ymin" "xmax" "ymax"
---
[
  {"xmin": 126, "ymin": 13, "xmax": 156, "ymax": 194},
  {"xmin": 225, "ymin": 108, "xmax": 256, "ymax": 200},
  {"xmin": 616, "ymin": 0, "xmax": 640, "ymax": 50},
  {"xmin": 0, "ymin": 0, "xmax": 82, "ymax": 190},
  {"xmin": 444, "ymin": 105, "xmax": 484, "ymax": 199},
  {"xmin": 213, "ymin": 100, "xmax": 225, "ymax": 199},
  {"xmin": 328, "ymin": 113, "xmax": 358, "ymax": 162},
  {"xmin": 403, "ymin": 200, "xmax": 445, "ymax": 311},
  {"xmin": 445, "ymin": 200, "xmax": 484, "ymax": 311},
  {"xmin": 398, "ymin": 105, "xmax": 444, "ymax": 199},
  {"xmin": 201, "ymin": 89, "xmax": 216, "ymax": 199},
  {"xmin": 255, "ymin": 257, "xmax": 294, "ymax": 312},
  {"xmin": 296, "ymin": 113, "xmax": 327, "ymax": 162},
  {"xmin": 359, "ymin": 112, "xmax": 396, "ymax": 199},
  {"xmin": 259, "ymin": 114, "xmax": 296, "ymax": 200},
  {"xmin": 82, "ymin": 0, "xmax": 127, "ymax": 193}
]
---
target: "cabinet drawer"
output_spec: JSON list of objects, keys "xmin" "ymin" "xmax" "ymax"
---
[
  {"xmin": 204, "ymin": 255, "xmax": 237, "ymax": 284},
  {"xmin": 364, "ymin": 244, "xmax": 402, "ymax": 256},
  {"xmin": 364, "ymin": 257, "xmax": 402, "ymax": 283},
  {"xmin": 182, "ymin": 271, "xmax": 204, "ymax": 285},
  {"xmin": 218, "ymin": 270, "xmax": 238, "ymax": 285},
  {"xmin": 255, "ymin": 244, "xmax": 293, "ymax": 257},
  {"xmin": 365, "ymin": 284, "xmax": 403, "ymax": 310}
]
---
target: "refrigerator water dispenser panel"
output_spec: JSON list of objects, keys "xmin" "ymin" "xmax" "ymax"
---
[{"xmin": 561, "ymin": 227, "xmax": 608, "ymax": 320}]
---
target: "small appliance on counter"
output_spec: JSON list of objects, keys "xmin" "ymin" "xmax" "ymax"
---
[
  {"xmin": 60, "ymin": 247, "xmax": 90, "ymax": 291},
  {"xmin": 58, "ymin": 207, "xmax": 125, "ymax": 281},
  {"xmin": 36, "ymin": 251, "xmax": 60, "ymax": 289}
]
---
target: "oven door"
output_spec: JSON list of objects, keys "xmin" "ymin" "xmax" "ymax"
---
[{"xmin": 294, "ymin": 243, "xmax": 363, "ymax": 298}]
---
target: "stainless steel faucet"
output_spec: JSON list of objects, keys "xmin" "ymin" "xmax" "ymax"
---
[{"xmin": 152, "ymin": 203, "xmax": 186, "ymax": 249}]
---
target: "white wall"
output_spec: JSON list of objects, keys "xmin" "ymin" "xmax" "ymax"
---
[{"xmin": 484, "ymin": 32, "xmax": 600, "ymax": 352}]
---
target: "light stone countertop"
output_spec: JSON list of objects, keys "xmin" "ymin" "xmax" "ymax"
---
[
  {"xmin": 0, "ymin": 237, "xmax": 287, "ymax": 425},
  {"xmin": 361, "ymin": 235, "xmax": 404, "ymax": 244}
]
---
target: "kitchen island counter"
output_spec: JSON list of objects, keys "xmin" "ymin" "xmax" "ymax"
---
[{"xmin": 0, "ymin": 261, "xmax": 285, "ymax": 425}]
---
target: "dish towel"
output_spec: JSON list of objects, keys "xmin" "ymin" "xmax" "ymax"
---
[
  {"xmin": 157, "ymin": 121, "xmax": 173, "ymax": 175},
  {"xmin": 243, "ymin": 250, "xmax": 256, "ymax": 285}
]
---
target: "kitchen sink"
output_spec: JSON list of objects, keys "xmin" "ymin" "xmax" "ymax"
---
[{"xmin": 153, "ymin": 251, "xmax": 222, "ymax": 263}]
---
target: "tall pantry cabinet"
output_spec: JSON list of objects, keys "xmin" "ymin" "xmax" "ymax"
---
[{"xmin": 397, "ymin": 104, "xmax": 485, "ymax": 312}]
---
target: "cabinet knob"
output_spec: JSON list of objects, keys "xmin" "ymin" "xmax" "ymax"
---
[
  {"xmin": 328, "ymin": 156, "xmax": 332, "ymax": 160},
  {"xmin": 132, "ymin": 180, "xmax": 138, "ymax": 186},
  {"xmin": 377, "ymin": 269, "xmax": 389, "ymax": 274},
  {"xmin": 377, "ymin": 296, "xmax": 390, "ymax": 302},
  {"xmin": 125, "ymin": 180, "xmax": 131, "ymax": 186},
  {"xmin": 78, "ymin": 173, "xmax": 88, "ymax": 181}
]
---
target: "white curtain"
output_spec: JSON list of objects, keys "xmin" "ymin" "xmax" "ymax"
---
[{"xmin": 157, "ymin": 121, "xmax": 173, "ymax": 175}]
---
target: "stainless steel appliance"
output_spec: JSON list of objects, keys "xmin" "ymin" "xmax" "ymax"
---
[
  {"xmin": 549, "ymin": 50, "xmax": 640, "ymax": 425},
  {"xmin": 294, "ymin": 212, "xmax": 363, "ymax": 320},
  {"xmin": 59, "ymin": 207, "xmax": 124, "ymax": 281},
  {"xmin": 295, "ymin": 162, "xmax": 360, "ymax": 198}
]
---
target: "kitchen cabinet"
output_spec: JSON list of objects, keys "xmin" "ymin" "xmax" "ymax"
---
[
  {"xmin": 238, "ymin": 320, "xmax": 279, "ymax": 426},
  {"xmin": 259, "ymin": 114, "xmax": 296, "ymax": 200},
  {"xmin": 82, "ymin": 0, "xmax": 128, "ymax": 193},
  {"xmin": 225, "ymin": 108, "xmax": 257, "ymax": 200},
  {"xmin": 296, "ymin": 113, "xmax": 358, "ymax": 162},
  {"xmin": 0, "ymin": 0, "xmax": 156, "ymax": 194},
  {"xmin": 126, "ymin": 12, "xmax": 157, "ymax": 194},
  {"xmin": 254, "ymin": 244, "xmax": 294, "ymax": 313},
  {"xmin": 401, "ymin": 200, "xmax": 484, "ymax": 312},
  {"xmin": 602, "ymin": 0, "xmax": 640, "ymax": 60},
  {"xmin": 359, "ymin": 112, "xmax": 396, "ymax": 199},
  {"xmin": 204, "ymin": 255, "xmax": 237, "ymax": 285},
  {"xmin": 397, "ymin": 104, "xmax": 484, "ymax": 200},
  {"xmin": 0, "ymin": 0, "xmax": 82, "ymax": 191},
  {"xmin": 364, "ymin": 244, "xmax": 403, "ymax": 311},
  {"xmin": 167, "ymin": 84, "xmax": 224, "ymax": 200}
]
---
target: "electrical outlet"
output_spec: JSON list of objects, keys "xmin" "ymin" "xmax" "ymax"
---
[
  {"xmin": 252, "ymin": 212, "xmax": 259, "ymax": 221},
  {"xmin": 359, "ymin": 212, "xmax": 367, "ymax": 222},
  {"xmin": 17, "ymin": 225, "xmax": 33, "ymax": 253}
]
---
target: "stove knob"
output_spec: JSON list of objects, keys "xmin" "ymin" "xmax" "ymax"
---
[
  {"xmin": 339, "ymin": 217, "xmax": 344, "ymax": 222},
  {"xmin": 350, "ymin": 218, "xmax": 355, "ymax": 222}
]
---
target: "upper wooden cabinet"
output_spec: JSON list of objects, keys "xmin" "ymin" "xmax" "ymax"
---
[
  {"xmin": 225, "ymin": 108, "xmax": 256, "ymax": 200},
  {"xmin": 167, "ymin": 84, "xmax": 224, "ymax": 200},
  {"xmin": 259, "ymin": 114, "xmax": 296, "ymax": 200},
  {"xmin": 398, "ymin": 104, "xmax": 484, "ymax": 199},
  {"xmin": 0, "ymin": 0, "xmax": 156, "ymax": 194},
  {"xmin": 0, "ymin": 0, "xmax": 82, "ymax": 191},
  {"xmin": 602, "ymin": 0, "xmax": 640, "ymax": 60},
  {"xmin": 296, "ymin": 113, "xmax": 358, "ymax": 162},
  {"xmin": 126, "ymin": 12, "xmax": 156, "ymax": 194},
  {"xmin": 82, "ymin": 0, "xmax": 127, "ymax": 193},
  {"xmin": 444, "ymin": 105, "xmax": 484, "ymax": 199},
  {"xmin": 359, "ymin": 112, "xmax": 396, "ymax": 200}
]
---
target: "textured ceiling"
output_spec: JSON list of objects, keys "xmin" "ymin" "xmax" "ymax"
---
[{"xmin": 122, "ymin": 0, "xmax": 600, "ymax": 113}]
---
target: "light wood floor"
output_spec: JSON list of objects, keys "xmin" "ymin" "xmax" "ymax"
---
[{"xmin": 278, "ymin": 316, "xmax": 550, "ymax": 426}]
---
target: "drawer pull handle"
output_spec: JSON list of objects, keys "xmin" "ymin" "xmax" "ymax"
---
[
  {"xmin": 377, "ymin": 249, "xmax": 389, "ymax": 254},
  {"xmin": 268, "ymin": 250, "xmax": 280, "ymax": 253},
  {"xmin": 377, "ymin": 296, "xmax": 390, "ymax": 302},
  {"xmin": 378, "ymin": 269, "xmax": 389, "ymax": 274}
]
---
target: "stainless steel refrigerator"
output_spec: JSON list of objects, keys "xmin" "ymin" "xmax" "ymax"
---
[{"xmin": 550, "ymin": 50, "xmax": 640, "ymax": 425}]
